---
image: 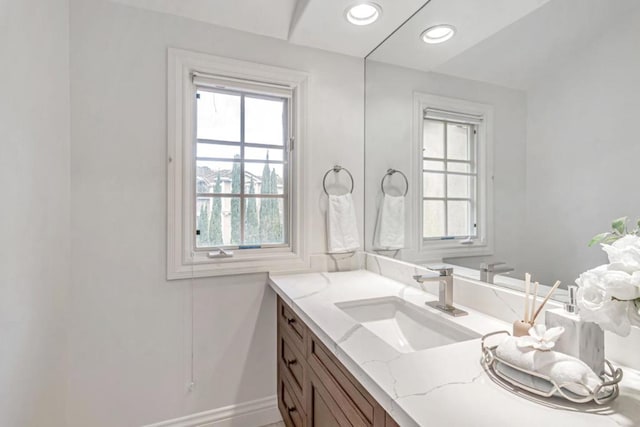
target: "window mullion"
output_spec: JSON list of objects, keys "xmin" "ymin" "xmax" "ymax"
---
[
  {"xmin": 422, "ymin": 170, "xmax": 474, "ymax": 177},
  {"xmin": 469, "ymin": 125, "xmax": 475, "ymax": 237},
  {"xmin": 473, "ymin": 125, "xmax": 479, "ymax": 236},
  {"xmin": 193, "ymin": 89, "xmax": 199, "ymax": 250},
  {"xmin": 443, "ymin": 121, "xmax": 449, "ymax": 237},
  {"xmin": 239, "ymin": 94, "xmax": 246, "ymax": 245},
  {"xmin": 424, "ymin": 197, "xmax": 471, "ymax": 202}
]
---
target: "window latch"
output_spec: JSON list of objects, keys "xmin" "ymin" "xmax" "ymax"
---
[{"xmin": 207, "ymin": 248, "xmax": 234, "ymax": 259}]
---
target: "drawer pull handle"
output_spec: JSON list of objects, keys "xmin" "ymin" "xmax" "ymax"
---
[
  {"xmin": 287, "ymin": 405, "xmax": 297, "ymax": 413},
  {"xmin": 285, "ymin": 358, "xmax": 298, "ymax": 368},
  {"xmin": 286, "ymin": 317, "xmax": 296, "ymax": 325}
]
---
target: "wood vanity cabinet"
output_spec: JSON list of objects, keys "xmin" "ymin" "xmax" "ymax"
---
[{"xmin": 277, "ymin": 297, "xmax": 400, "ymax": 427}]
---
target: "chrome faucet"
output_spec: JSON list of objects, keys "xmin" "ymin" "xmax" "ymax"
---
[
  {"xmin": 413, "ymin": 267, "xmax": 468, "ymax": 317},
  {"xmin": 480, "ymin": 262, "xmax": 514, "ymax": 284}
]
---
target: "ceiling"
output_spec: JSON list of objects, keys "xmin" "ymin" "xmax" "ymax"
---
[
  {"xmin": 107, "ymin": 0, "xmax": 639, "ymax": 90},
  {"xmin": 109, "ymin": 0, "xmax": 428, "ymax": 57},
  {"xmin": 367, "ymin": 0, "xmax": 550, "ymax": 73},
  {"xmin": 432, "ymin": 0, "xmax": 640, "ymax": 90},
  {"xmin": 288, "ymin": 0, "xmax": 426, "ymax": 57},
  {"xmin": 109, "ymin": 0, "xmax": 300, "ymax": 40}
]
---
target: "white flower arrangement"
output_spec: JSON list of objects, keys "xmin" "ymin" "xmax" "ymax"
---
[
  {"xmin": 576, "ymin": 217, "xmax": 640, "ymax": 337},
  {"xmin": 516, "ymin": 324, "xmax": 565, "ymax": 351}
]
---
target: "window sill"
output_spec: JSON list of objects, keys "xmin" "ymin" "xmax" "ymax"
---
[
  {"xmin": 396, "ymin": 239, "xmax": 493, "ymax": 265},
  {"xmin": 167, "ymin": 250, "xmax": 309, "ymax": 279}
]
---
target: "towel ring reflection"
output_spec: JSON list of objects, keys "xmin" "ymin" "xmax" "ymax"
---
[
  {"xmin": 380, "ymin": 169, "xmax": 409, "ymax": 197},
  {"xmin": 323, "ymin": 165, "xmax": 354, "ymax": 196}
]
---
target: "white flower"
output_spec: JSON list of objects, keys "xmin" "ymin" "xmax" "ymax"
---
[
  {"xmin": 575, "ymin": 265, "xmax": 640, "ymax": 336},
  {"xmin": 602, "ymin": 234, "xmax": 640, "ymax": 274},
  {"xmin": 516, "ymin": 324, "xmax": 565, "ymax": 351}
]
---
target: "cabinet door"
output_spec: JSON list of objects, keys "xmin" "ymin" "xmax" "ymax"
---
[
  {"xmin": 308, "ymin": 335, "xmax": 384, "ymax": 426},
  {"xmin": 385, "ymin": 413, "xmax": 400, "ymax": 427},
  {"xmin": 306, "ymin": 370, "xmax": 365, "ymax": 427}
]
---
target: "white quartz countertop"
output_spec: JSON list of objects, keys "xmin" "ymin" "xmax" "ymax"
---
[{"xmin": 268, "ymin": 270, "xmax": 640, "ymax": 427}]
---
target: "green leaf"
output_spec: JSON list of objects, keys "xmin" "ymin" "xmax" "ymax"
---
[
  {"xmin": 611, "ymin": 217, "xmax": 628, "ymax": 235},
  {"xmin": 603, "ymin": 235, "xmax": 622, "ymax": 244},
  {"xmin": 589, "ymin": 232, "xmax": 611, "ymax": 247}
]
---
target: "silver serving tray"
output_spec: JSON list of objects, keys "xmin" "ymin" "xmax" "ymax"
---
[{"xmin": 481, "ymin": 331, "xmax": 622, "ymax": 405}]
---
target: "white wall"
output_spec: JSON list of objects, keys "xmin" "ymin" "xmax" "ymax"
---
[
  {"xmin": 68, "ymin": 0, "xmax": 363, "ymax": 425},
  {"xmin": 0, "ymin": 1, "xmax": 70, "ymax": 426},
  {"xmin": 523, "ymin": 6, "xmax": 640, "ymax": 286},
  {"xmin": 365, "ymin": 61, "xmax": 528, "ymax": 274}
]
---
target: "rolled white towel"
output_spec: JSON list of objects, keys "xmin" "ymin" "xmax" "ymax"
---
[{"xmin": 496, "ymin": 336, "xmax": 603, "ymax": 396}]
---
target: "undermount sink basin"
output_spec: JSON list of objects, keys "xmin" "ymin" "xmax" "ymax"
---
[{"xmin": 335, "ymin": 296, "xmax": 479, "ymax": 353}]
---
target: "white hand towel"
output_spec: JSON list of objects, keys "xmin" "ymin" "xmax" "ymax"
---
[
  {"xmin": 373, "ymin": 194, "xmax": 405, "ymax": 250},
  {"xmin": 495, "ymin": 336, "xmax": 606, "ymax": 396},
  {"xmin": 327, "ymin": 193, "xmax": 360, "ymax": 254}
]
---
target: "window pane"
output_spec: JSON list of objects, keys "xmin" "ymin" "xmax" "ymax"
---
[
  {"xmin": 245, "ymin": 146, "xmax": 284, "ymax": 162},
  {"xmin": 447, "ymin": 161, "xmax": 471, "ymax": 173},
  {"xmin": 196, "ymin": 160, "xmax": 241, "ymax": 194},
  {"xmin": 195, "ymin": 197, "xmax": 239, "ymax": 248},
  {"xmin": 245, "ymin": 197, "xmax": 285, "ymax": 245},
  {"xmin": 447, "ymin": 123, "xmax": 470, "ymax": 161},
  {"xmin": 423, "ymin": 172, "xmax": 444, "ymax": 198},
  {"xmin": 244, "ymin": 163, "xmax": 284, "ymax": 195},
  {"xmin": 245, "ymin": 96, "xmax": 285, "ymax": 146},
  {"xmin": 448, "ymin": 200, "xmax": 470, "ymax": 237},
  {"xmin": 447, "ymin": 174, "xmax": 473, "ymax": 199},
  {"xmin": 423, "ymin": 119, "xmax": 444, "ymax": 158},
  {"xmin": 196, "ymin": 143, "xmax": 240, "ymax": 159},
  {"xmin": 197, "ymin": 90, "xmax": 241, "ymax": 142},
  {"xmin": 423, "ymin": 200, "xmax": 445, "ymax": 238},
  {"xmin": 423, "ymin": 160, "xmax": 444, "ymax": 171}
]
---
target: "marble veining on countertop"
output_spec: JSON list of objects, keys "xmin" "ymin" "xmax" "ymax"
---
[{"xmin": 268, "ymin": 269, "xmax": 640, "ymax": 427}]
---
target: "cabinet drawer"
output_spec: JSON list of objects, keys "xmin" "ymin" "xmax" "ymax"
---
[
  {"xmin": 278, "ymin": 297, "xmax": 306, "ymax": 353},
  {"xmin": 279, "ymin": 329, "xmax": 305, "ymax": 395},
  {"xmin": 279, "ymin": 374, "xmax": 305, "ymax": 427},
  {"xmin": 308, "ymin": 334, "xmax": 382, "ymax": 426}
]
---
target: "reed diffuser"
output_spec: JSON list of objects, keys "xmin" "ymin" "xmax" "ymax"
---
[{"xmin": 513, "ymin": 273, "xmax": 561, "ymax": 337}]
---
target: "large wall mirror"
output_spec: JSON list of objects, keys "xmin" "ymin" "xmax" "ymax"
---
[{"xmin": 364, "ymin": 0, "xmax": 640, "ymax": 292}]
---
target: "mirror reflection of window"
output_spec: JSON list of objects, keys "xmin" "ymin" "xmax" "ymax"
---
[{"xmin": 423, "ymin": 118, "xmax": 477, "ymax": 240}]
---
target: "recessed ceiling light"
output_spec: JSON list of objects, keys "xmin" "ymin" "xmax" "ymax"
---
[
  {"xmin": 345, "ymin": 2, "xmax": 382, "ymax": 26},
  {"xmin": 421, "ymin": 24, "xmax": 456, "ymax": 44}
]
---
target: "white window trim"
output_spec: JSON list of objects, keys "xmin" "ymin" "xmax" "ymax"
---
[
  {"xmin": 409, "ymin": 92, "xmax": 494, "ymax": 261},
  {"xmin": 167, "ymin": 48, "xmax": 309, "ymax": 279}
]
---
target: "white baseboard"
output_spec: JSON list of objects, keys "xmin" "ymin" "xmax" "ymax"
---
[{"xmin": 143, "ymin": 395, "xmax": 282, "ymax": 427}]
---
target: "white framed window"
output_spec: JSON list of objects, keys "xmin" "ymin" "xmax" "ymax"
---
[
  {"xmin": 412, "ymin": 93, "xmax": 494, "ymax": 259},
  {"xmin": 168, "ymin": 49, "xmax": 309, "ymax": 279}
]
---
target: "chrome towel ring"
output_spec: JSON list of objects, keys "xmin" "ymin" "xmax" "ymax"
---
[
  {"xmin": 380, "ymin": 168, "xmax": 408, "ymax": 197},
  {"xmin": 323, "ymin": 165, "xmax": 354, "ymax": 196}
]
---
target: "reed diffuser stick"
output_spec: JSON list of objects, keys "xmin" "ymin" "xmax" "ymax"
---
[
  {"xmin": 531, "ymin": 280, "xmax": 561, "ymax": 323},
  {"xmin": 531, "ymin": 280, "xmax": 539, "ymax": 323},
  {"xmin": 524, "ymin": 273, "xmax": 531, "ymax": 322}
]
